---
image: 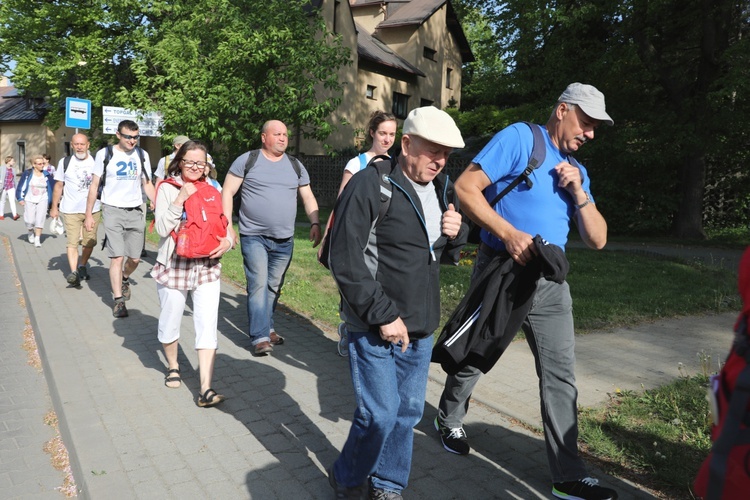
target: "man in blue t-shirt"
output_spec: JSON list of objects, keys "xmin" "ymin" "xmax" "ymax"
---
[
  {"xmin": 435, "ymin": 83, "xmax": 619, "ymax": 500},
  {"xmin": 221, "ymin": 120, "xmax": 322, "ymax": 356}
]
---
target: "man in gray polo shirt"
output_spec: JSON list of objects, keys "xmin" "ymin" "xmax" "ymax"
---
[{"xmin": 222, "ymin": 120, "xmax": 322, "ymax": 355}]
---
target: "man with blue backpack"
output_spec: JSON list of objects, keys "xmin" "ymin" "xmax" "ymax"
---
[{"xmin": 434, "ymin": 83, "xmax": 618, "ymax": 500}]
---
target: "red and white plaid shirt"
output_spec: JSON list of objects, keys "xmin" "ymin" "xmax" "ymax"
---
[
  {"xmin": 151, "ymin": 253, "xmax": 221, "ymax": 290},
  {"xmin": 2, "ymin": 166, "xmax": 14, "ymax": 191}
]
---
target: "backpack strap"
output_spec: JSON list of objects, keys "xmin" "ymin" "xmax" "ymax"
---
[
  {"xmin": 358, "ymin": 153, "xmax": 368, "ymax": 171},
  {"xmin": 242, "ymin": 150, "xmax": 302, "ymax": 180},
  {"xmin": 63, "ymin": 155, "xmax": 73, "ymax": 174},
  {"xmin": 486, "ymin": 122, "xmax": 546, "ymax": 208},
  {"xmin": 100, "ymin": 145, "xmax": 148, "ymax": 186},
  {"xmin": 242, "ymin": 150, "xmax": 260, "ymax": 178},
  {"xmin": 288, "ymin": 155, "xmax": 303, "ymax": 179},
  {"xmin": 367, "ymin": 154, "xmax": 395, "ymax": 226}
]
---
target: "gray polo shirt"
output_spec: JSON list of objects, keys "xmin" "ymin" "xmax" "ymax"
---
[{"xmin": 228, "ymin": 151, "xmax": 310, "ymax": 238}]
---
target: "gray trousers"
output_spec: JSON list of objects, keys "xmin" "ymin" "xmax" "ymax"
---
[{"xmin": 437, "ymin": 248, "xmax": 588, "ymax": 482}]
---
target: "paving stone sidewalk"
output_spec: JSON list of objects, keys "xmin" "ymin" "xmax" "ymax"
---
[{"xmin": 3, "ymin": 214, "xmax": 741, "ymax": 499}]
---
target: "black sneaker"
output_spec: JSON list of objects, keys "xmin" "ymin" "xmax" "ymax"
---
[
  {"xmin": 369, "ymin": 486, "xmax": 403, "ymax": 500},
  {"xmin": 327, "ymin": 466, "xmax": 365, "ymax": 500},
  {"xmin": 77, "ymin": 265, "xmax": 90, "ymax": 281},
  {"xmin": 121, "ymin": 279, "xmax": 131, "ymax": 300},
  {"xmin": 66, "ymin": 271, "xmax": 80, "ymax": 287},
  {"xmin": 113, "ymin": 300, "xmax": 128, "ymax": 318},
  {"xmin": 552, "ymin": 477, "xmax": 618, "ymax": 500},
  {"xmin": 434, "ymin": 416, "xmax": 470, "ymax": 455}
]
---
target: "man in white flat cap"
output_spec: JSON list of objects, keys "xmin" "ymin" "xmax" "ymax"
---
[
  {"xmin": 327, "ymin": 106, "xmax": 468, "ymax": 500},
  {"xmin": 434, "ymin": 83, "xmax": 619, "ymax": 500}
]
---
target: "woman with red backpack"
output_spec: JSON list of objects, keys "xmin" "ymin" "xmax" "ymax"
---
[{"xmin": 151, "ymin": 140, "xmax": 232, "ymax": 408}]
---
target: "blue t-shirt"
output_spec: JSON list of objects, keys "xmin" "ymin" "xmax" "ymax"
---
[
  {"xmin": 474, "ymin": 122, "xmax": 594, "ymax": 252},
  {"xmin": 228, "ymin": 151, "xmax": 311, "ymax": 238}
]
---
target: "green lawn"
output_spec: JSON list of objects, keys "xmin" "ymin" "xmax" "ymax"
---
[{"xmin": 147, "ymin": 215, "xmax": 741, "ymax": 499}]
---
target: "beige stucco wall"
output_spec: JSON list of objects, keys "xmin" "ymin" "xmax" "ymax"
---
[
  {"xmin": 375, "ymin": 4, "xmax": 463, "ymax": 109},
  {"xmin": 299, "ymin": 2, "xmax": 465, "ymax": 155},
  {"xmin": 296, "ymin": 0, "xmax": 361, "ymax": 155},
  {"xmin": 0, "ymin": 122, "xmax": 48, "ymax": 174},
  {"xmin": 1, "ymin": 119, "xmax": 162, "ymax": 174}
]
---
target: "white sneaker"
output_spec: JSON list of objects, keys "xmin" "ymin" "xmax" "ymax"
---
[
  {"xmin": 34, "ymin": 238, "xmax": 41, "ymax": 248},
  {"xmin": 28, "ymin": 233, "xmax": 35, "ymax": 244}
]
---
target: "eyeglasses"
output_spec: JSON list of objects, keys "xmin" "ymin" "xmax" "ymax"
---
[
  {"xmin": 119, "ymin": 132, "xmax": 140, "ymax": 140},
  {"xmin": 180, "ymin": 159, "xmax": 209, "ymax": 169}
]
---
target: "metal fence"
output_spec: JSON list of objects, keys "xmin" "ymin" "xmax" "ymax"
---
[{"xmin": 301, "ymin": 155, "xmax": 471, "ymax": 207}]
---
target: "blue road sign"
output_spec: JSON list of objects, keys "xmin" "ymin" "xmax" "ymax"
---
[{"xmin": 65, "ymin": 97, "xmax": 91, "ymax": 129}]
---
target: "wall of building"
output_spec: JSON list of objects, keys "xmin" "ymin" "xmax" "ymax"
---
[
  {"xmin": 0, "ymin": 122, "xmax": 48, "ymax": 175},
  {"xmin": 296, "ymin": 0, "xmax": 361, "ymax": 156}
]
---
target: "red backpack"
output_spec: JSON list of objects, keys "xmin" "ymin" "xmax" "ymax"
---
[
  {"xmin": 694, "ymin": 247, "xmax": 750, "ymax": 499},
  {"xmin": 158, "ymin": 178, "xmax": 229, "ymax": 259}
]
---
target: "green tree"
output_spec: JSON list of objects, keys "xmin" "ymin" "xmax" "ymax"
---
[
  {"xmin": 0, "ymin": 0, "xmax": 351, "ymax": 170},
  {"xmin": 455, "ymin": 0, "xmax": 749, "ymax": 237}
]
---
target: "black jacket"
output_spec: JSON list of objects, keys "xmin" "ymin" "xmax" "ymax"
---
[
  {"xmin": 330, "ymin": 160, "xmax": 468, "ymax": 339},
  {"xmin": 432, "ymin": 235, "xmax": 569, "ymax": 374}
]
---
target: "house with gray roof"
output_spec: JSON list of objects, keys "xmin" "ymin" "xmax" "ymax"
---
[{"xmin": 297, "ymin": 0, "xmax": 473, "ymax": 154}]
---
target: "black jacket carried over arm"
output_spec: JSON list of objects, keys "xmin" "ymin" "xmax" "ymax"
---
[
  {"xmin": 432, "ymin": 235, "xmax": 569, "ymax": 374},
  {"xmin": 329, "ymin": 160, "xmax": 468, "ymax": 339}
]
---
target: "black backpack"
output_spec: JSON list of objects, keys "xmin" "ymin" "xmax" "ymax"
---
[
  {"xmin": 466, "ymin": 122, "xmax": 547, "ymax": 244},
  {"xmin": 232, "ymin": 150, "xmax": 302, "ymax": 217},
  {"xmin": 317, "ymin": 155, "xmax": 394, "ymax": 270},
  {"xmin": 96, "ymin": 145, "xmax": 148, "ymax": 199}
]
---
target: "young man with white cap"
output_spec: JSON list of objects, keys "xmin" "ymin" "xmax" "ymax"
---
[
  {"xmin": 327, "ymin": 106, "xmax": 468, "ymax": 499},
  {"xmin": 434, "ymin": 83, "xmax": 618, "ymax": 500}
]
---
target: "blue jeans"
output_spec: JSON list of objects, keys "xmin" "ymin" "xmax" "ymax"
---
[
  {"xmin": 438, "ymin": 247, "xmax": 587, "ymax": 483},
  {"xmin": 333, "ymin": 331, "xmax": 433, "ymax": 493},
  {"xmin": 239, "ymin": 235, "xmax": 293, "ymax": 345}
]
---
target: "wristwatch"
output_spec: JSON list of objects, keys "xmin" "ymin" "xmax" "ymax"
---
[{"xmin": 576, "ymin": 192, "xmax": 592, "ymax": 210}]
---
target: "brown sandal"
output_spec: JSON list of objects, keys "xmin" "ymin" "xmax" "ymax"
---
[{"xmin": 164, "ymin": 368, "xmax": 181, "ymax": 389}]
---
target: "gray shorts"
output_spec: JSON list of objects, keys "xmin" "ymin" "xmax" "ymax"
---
[{"xmin": 101, "ymin": 204, "xmax": 145, "ymax": 259}]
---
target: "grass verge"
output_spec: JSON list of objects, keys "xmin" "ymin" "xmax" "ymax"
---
[{"xmin": 578, "ymin": 373, "xmax": 713, "ymax": 499}]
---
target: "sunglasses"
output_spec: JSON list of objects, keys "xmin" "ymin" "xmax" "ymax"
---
[{"xmin": 119, "ymin": 132, "xmax": 140, "ymax": 140}]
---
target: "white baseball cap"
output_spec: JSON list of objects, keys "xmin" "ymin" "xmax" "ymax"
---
[
  {"xmin": 402, "ymin": 106, "xmax": 465, "ymax": 148},
  {"xmin": 558, "ymin": 83, "xmax": 614, "ymax": 126}
]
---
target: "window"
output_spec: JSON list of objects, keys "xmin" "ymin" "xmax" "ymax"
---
[
  {"xmin": 392, "ymin": 92, "xmax": 410, "ymax": 119},
  {"xmin": 333, "ymin": 0, "xmax": 340, "ymax": 34},
  {"xmin": 423, "ymin": 47, "xmax": 437, "ymax": 61},
  {"xmin": 420, "ymin": 98, "xmax": 434, "ymax": 107},
  {"xmin": 16, "ymin": 141, "xmax": 25, "ymax": 172},
  {"xmin": 366, "ymin": 85, "xmax": 376, "ymax": 100},
  {"xmin": 446, "ymin": 68, "xmax": 453, "ymax": 89}
]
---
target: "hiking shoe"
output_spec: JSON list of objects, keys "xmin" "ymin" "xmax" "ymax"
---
[
  {"xmin": 77, "ymin": 265, "xmax": 90, "ymax": 281},
  {"xmin": 434, "ymin": 416, "xmax": 470, "ymax": 455},
  {"xmin": 121, "ymin": 279, "xmax": 131, "ymax": 300},
  {"xmin": 113, "ymin": 300, "xmax": 128, "ymax": 318},
  {"xmin": 552, "ymin": 477, "xmax": 618, "ymax": 500},
  {"xmin": 337, "ymin": 322, "xmax": 349, "ymax": 357},
  {"xmin": 327, "ymin": 466, "xmax": 365, "ymax": 500},
  {"xmin": 369, "ymin": 486, "xmax": 403, "ymax": 500},
  {"xmin": 269, "ymin": 331, "xmax": 285, "ymax": 345},
  {"xmin": 66, "ymin": 271, "xmax": 81, "ymax": 287}
]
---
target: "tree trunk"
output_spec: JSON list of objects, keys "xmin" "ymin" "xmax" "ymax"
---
[{"xmin": 673, "ymin": 153, "xmax": 707, "ymax": 239}]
